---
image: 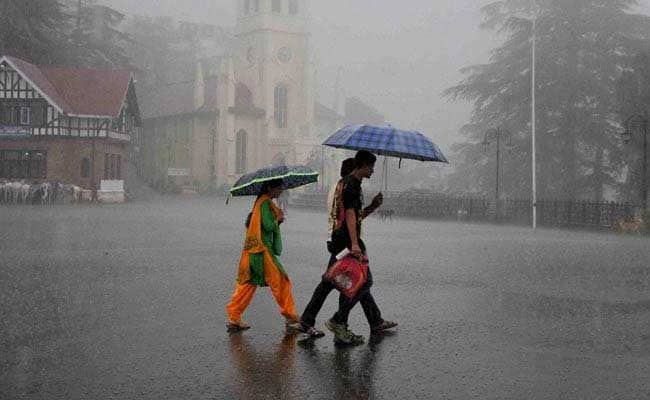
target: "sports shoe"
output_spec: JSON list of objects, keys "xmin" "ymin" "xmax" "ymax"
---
[
  {"xmin": 227, "ymin": 321, "xmax": 250, "ymax": 333},
  {"xmin": 325, "ymin": 319, "xmax": 364, "ymax": 345},
  {"xmin": 303, "ymin": 325, "xmax": 325, "ymax": 338},
  {"xmin": 371, "ymin": 320, "xmax": 398, "ymax": 333}
]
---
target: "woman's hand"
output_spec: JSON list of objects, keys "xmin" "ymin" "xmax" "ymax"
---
[{"xmin": 277, "ymin": 210, "xmax": 285, "ymax": 224}]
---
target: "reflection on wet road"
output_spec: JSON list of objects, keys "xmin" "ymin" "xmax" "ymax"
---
[
  {"xmin": 1, "ymin": 198, "xmax": 650, "ymax": 399},
  {"xmin": 227, "ymin": 331, "xmax": 391, "ymax": 400}
]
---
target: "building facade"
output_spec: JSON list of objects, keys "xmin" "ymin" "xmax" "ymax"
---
[
  {"xmin": 0, "ymin": 56, "xmax": 140, "ymax": 189},
  {"xmin": 140, "ymin": 0, "xmax": 322, "ymax": 191}
]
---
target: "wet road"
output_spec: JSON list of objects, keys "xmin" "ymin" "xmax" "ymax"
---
[{"xmin": 1, "ymin": 198, "xmax": 650, "ymax": 399}]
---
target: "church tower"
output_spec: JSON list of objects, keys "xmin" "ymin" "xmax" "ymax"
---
[{"xmin": 225, "ymin": 0, "xmax": 315, "ymax": 176}]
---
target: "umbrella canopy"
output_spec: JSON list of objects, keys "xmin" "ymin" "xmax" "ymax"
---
[
  {"xmin": 323, "ymin": 124, "xmax": 448, "ymax": 163},
  {"xmin": 229, "ymin": 165, "xmax": 319, "ymax": 197}
]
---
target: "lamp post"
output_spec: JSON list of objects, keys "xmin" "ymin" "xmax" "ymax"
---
[
  {"xmin": 483, "ymin": 128, "xmax": 512, "ymax": 221},
  {"xmin": 321, "ymin": 146, "xmax": 325, "ymax": 192},
  {"xmin": 622, "ymin": 114, "xmax": 649, "ymax": 210},
  {"xmin": 531, "ymin": 0, "xmax": 538, "ymax": 230}
]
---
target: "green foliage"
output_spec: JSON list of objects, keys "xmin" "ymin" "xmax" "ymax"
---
[
  {"xmin": 444, "ymin": 0, "xmax": 650, "ymax": 201},
  {"xmin": 0, "ymin": 0, "xmax": 131, "ymax": 68},
  {"xmin": 0, "ymin": 0, "xmax": 70, "ymax": 64}
]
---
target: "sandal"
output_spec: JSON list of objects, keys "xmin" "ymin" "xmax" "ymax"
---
[{"xmin": 227, "ymin": 321, "xmax": 251, "ymax": 333}]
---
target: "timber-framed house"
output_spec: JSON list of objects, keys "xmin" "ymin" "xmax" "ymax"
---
[{"xmin": 0, "ymin": 55, "xmax": 141, "ymax": 189}]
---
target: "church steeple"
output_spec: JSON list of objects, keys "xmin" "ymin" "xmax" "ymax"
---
[
  {"xmin": 236, "ymin": 0, "xmax": 308, "ymax": 36},
  {"xmin": 228, "ymin": 0, "xmax": 314, "ymax": 169}
]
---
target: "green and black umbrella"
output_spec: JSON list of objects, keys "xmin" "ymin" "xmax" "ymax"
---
[{"xmin": 229, "ymin": 165, "xmax": 319, "ymax": 197}]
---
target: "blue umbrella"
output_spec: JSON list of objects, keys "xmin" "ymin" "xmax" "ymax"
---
[
  {"xmin": 229, "ymin": 165, "xmax": 319, "ymax": 197},
  {"xmin": 323, "ymin": 124, "xmax": 448, "ymax": 163}
]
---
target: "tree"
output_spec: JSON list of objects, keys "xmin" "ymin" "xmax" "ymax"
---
[
  {"xmin": 70, "ymin": 1, "xmax": 132, "ymax": 68},
  {"xmin": 616, "ymin": 52, "xmax": 650, "ymax": 203},
  {"xmin": 0, "ymin": 0, "xmax": 131, "ymax": 68},
  {"xmin": 445, "ymin": 0, "xmax": 650, "ymax": 201},
  {"xmin": 0, "ymin": 0, "xmax": 71, "ymax": 65}
]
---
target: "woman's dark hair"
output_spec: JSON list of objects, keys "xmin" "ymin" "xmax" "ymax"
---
[
  {"xmin": 354, "ymin": 150, "xmax": 377, "ymax": 168},
  {"xmin": 259, "ymin": 178, "xmax": 284, "ymax": 196},
  {"xmin": 340, "ymin": 158, "xmax": 356, "ymax": 178}
]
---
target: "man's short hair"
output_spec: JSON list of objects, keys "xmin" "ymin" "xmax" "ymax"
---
[
  {"xmin": 354, "ymin": 150, "xmax": 377, "ymax": 168},
  {"xmin": 340, "ymin": 158, "xmax": 356, "ymax": 177}
]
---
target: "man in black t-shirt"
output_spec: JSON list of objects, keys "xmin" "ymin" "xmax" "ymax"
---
[{"xmin": 300, "ymin": 151, "xmax": 397, "ymax": 345}]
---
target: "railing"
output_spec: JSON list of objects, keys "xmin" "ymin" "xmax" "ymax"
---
[{"xmin": 291, "ymin": 191, "xmax": 642, "ymax": 230}]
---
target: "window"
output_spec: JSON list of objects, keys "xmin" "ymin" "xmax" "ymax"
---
[
  {"xmin": 32, "ymin": 105, "xmax": 46, "ymax": 127},
  {"xmin": 235, "ymin": 83, "xmax": 253, "ymax": 108},
  {"xmin": 235, "ymin": 130, "xmax": 247, "ymax": 174},
  {"xmin": 253, "ymin": 0, "xmax": 260, "ymax": 12},
  {"xmin": 104, "ymin": 153, "xmax": 110, "ymax": 179},
  {"xmin": 289, "ymin": 0, "xmax": 298, "ymax": 14},
  {"xmin": 80, "ymin": 158, "xmax": 90, "ymax": 178},
  {"xmin": 20, "ymin": 107, "xmax": 30, "ymax": 125},
  {"xmin": 272, "ymin": 0, "xmax": 282, "ymax": 13},
  {"xmin": 0, "ymin": 104, "xmax": 27, "ymax": 125},
  {"xmin": 244, "ymin": 0, "xmax": 250, "ymax": 14},
  {"xmin": 0, "ymin": 104, "xmax": 11, "ymax": 124},
  {"xmin": 110, "ymin": 154, "xmax": 116, "ymax": 179},
  {"xmin": 0, "ymin": 150, "xmax": 46, "ymax": 179},
  {"xmin": 102, "ymin": 154, "xmax": 122, "ymax": 180},
  {"xmin": 274, "ymin": 85, "xmax": 288, "ymax": 128}
]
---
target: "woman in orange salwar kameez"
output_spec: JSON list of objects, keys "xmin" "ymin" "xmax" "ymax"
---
[{"xmin": 226, "ymin": 179, "xmax": 301, "ymax": 333}]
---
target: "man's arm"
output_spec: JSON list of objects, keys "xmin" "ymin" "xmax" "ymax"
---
[
  {"xmin": 346, "ymin": 209, "xmax": 362, "ymax": 258},
  {"xmin": 361, "ymin": 192, "xmax": 383, "ymax": 219},
  {"xmin": 362, "ymin": 204, "xmax": 378, "ymax": 219}
]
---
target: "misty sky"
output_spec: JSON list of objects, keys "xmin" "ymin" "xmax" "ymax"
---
[{"xmin": 105, "ymin": 0, "xmax": 650, "ymax": 149}]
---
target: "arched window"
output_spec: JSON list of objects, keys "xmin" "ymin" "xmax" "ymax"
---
[
  {"xmin": 289, "ymin": 0, "xmax": 298, "ymax": 14},
  {"xmin": 80, "ymin": 157, "xmax": 90, "ymax": 178},
  {"xmin": 235, "ymin": 83, "xmax": 254, "ymax": 109},
  {"xmin": 274, "ymin": 85, "xmax": 288, "ymax": 128},
  {"xmin": 272, "ymin": 0, "xmax": 282, "ymax": 13},
  {"xmin": 236, "ymin": 130, "xmax": 248, "ymax": 174}
]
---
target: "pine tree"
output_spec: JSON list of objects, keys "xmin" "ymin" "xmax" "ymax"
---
[
  {"xmin": 0, "ymin": 0, "xmax": 71, "ymax": 65},
  {"xmin": 70, "ymin": 0, "xmax": 132, "ymax": 68},
  {"xmin": 0, "ymin": 0, "xmax": 131, "ymax": 68},
  {"xmin": 445, "ymin": 0, "xmax": 650, "ymax": 201}
]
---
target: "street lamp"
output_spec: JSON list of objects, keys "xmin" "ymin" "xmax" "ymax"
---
[
  {"xmin": 622, "ymin": 114, "xmax": 649, "ymax": 210},
  {"xmin": 483, "ymin": 127, "xmax": 512, "ymax": 221}
]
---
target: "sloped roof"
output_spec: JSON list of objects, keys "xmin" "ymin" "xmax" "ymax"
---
[
  {"xmin": 315, "ymin": 102, "xmax": 343, "ymax": 123},
  {"xmin": 140, "ymin": 77, "xmax": 219, "ymax": 120},
  {"xmin": 139, "ymin": 80, "xmax": 196, "ymax": 120},
  {"xmin": 1, "ymin": 55, "xmax": 135, "ymax": 118}
]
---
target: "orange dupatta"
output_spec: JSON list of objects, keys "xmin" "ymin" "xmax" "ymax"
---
[{"xmin": 236, "ymin": 194, "xmax": 282, "ymax": 284}]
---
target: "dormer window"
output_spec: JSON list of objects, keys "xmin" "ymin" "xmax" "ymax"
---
[
  {"xmin": 272, "ymin": 0, "xmax": 282, "ymax": 13},
  {"xmin": 289, "ymin": 0, "xmax": 298, "ymax": 14}
]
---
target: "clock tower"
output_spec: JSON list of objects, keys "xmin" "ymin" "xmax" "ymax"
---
[{"xmin": 227, "ymin": 0, "xmax": 315, "ymax": 173}]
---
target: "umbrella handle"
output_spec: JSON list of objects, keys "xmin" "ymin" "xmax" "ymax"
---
[
  {"xmin": 226, "ymin": 193, "xmax": 231, "ymax": 205},
  {"xmin": 381, "ymin": 156, "xmax": 388, "ymax": 192}
]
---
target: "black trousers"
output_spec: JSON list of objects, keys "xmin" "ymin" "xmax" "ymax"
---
[{"xmin": 301, "ymin": 239, "xmax": 382, "ymax": 328}]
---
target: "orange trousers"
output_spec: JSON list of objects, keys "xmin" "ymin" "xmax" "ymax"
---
[{"xmin": 226, "ymin": 261, "xmax": 299, "ymax": 323}]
